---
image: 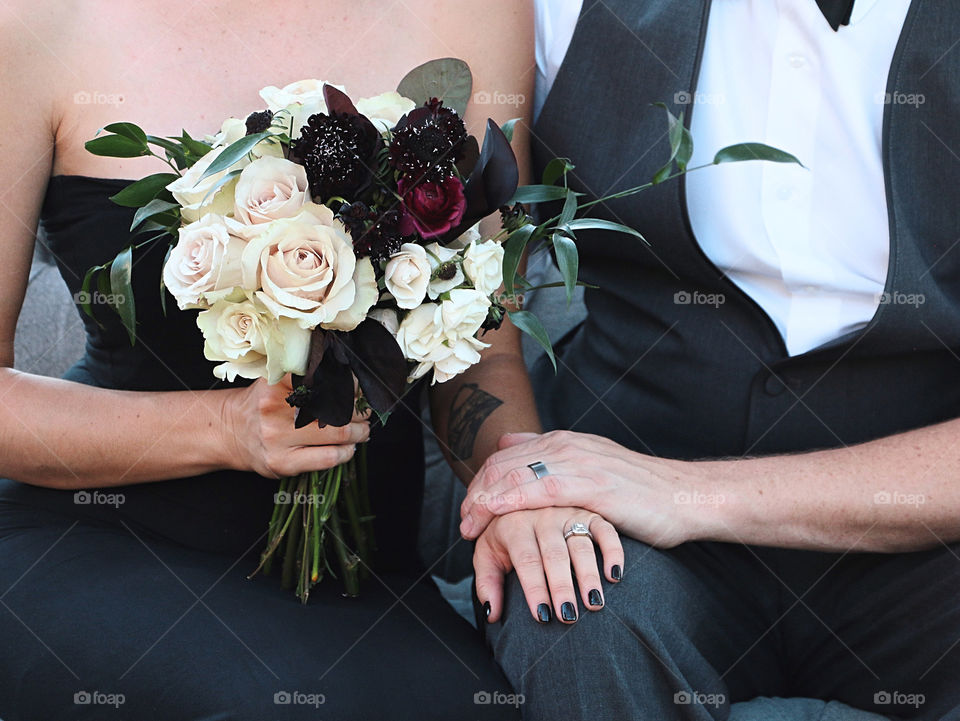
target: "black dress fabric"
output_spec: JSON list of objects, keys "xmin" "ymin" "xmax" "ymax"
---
[{"xmin": 0, "ymin": 176, "xmax": 518, "ymax": 720}]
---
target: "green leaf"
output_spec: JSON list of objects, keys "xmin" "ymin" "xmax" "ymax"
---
[
  {"xmin": 84, "ymin": 134, "xmax": 150, "ymax": 159},
  {"xmin": 108, "ymin": 173, "xmax": 178, "ymax": 208},
  {"xmin": 103, "ymin": 122, "xmax": 147, "ymax": 145},
  {"xmin": 713, "ymin": 143, "xmax": 804, "ymax": 167},
  {"xmin": 109, "ymin": 246, "xmax": 136, "ymax": 345},
  {"xmin": 651, "ymin": 103, "xmax": 685, "ymax": 184},
  {"xmin": 552, "ymin": 231, "xmax": 579, "ymax": 305},
  {"xmin": 510, "ymin": 184, "xmax": 574, "ymax": 204},
  {"xmin": 160, "ymin": 244, "xmax": 173, "ymax": 317},
  {"xmin": 558, "ymin": 189, "xmax": 577, "ymax": 227},
  {"xmin": 502, "ymin": 224, "xmax": 536, "ymax": 298},
  {"xmin": 541, "ymin": 157, "xmax": 574, "ymax": 187},
  {"xmin": 397, "ymin": 57, "xmax": 473, "ymax": 117},
  {"xmin": 78, "ymin": 267, "xmax": 99, "ymax": 322},
  {"xmin": 178, "ymin": 130, "xmax": 214, "ymax": 161},
  {"xmin": 130, "ymin": 199, "xmax": 179, "ymax": 233},
  {"xmin": 147, "ymin": 136, "xmax": 188, "ymax": 169},
  {"xmin": 565, "ymin": 217, "xmax": 649, "ymax": 245},
  {"xmin": 199, "ymin": 168, "xmax": 242, "ymax": 208},
  {"xmin": 508, "ymin": 310, "xmax": 556, "ymax": 371},
  {"xmin": 200, "ymin": 132, "xmax": 270, "ymax": 180},
  {"xmin": 500, "ymin": 118, "xmax": 520, "ymax": 144}
]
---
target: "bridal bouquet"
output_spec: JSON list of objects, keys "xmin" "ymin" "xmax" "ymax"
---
[{"xmin": 83, "ymin": 58, "xmax": 799, "ymax": 602}]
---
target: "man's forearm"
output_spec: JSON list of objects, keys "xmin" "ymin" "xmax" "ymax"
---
[{"xmin": 689, "ymin": 416, "xmax": 960, "ymax": 552}]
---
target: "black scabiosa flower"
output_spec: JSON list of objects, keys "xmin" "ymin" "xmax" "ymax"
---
[
  {"xmin": 389, "ymin": 98, "xmax": 467, "ymax": 181},
  {"xmin": 293, "ymin": 111, "xmax": 383, "ymax": 203},
  {"xmin": 245, "ymin": 109, "xmax": 274, "ymax": 136},
  {"xmin": 348, "ymin": 208, "xmax": 415, "ymax": 263}
]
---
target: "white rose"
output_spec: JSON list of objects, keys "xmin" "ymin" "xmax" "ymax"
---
[
  {"xmin": 446, "ymin": 223, "xmax": 481, "ymax": 250},
  {"xmin": 356, "ymin": 91, "xmax": 416, "ymax": 133},
  {"xmin": 368, "ymin": 308, "xmax": 400, "ymax": 338},
  {"xmin": 410, "ymin": 336, "xmax": 489, "ymax": 385},
  {"xmin": 162, "ymin": 214, "xmax": 246, "ymax": 310},
  {"xmin": 438, "ymin": 288, "xmax": 490, "ymax": 340},
  {"xmin": 241, "ymin": 205, "xmax": 377, "ymax": 331},
  {"xmin": 167, "ymin": 145, "xmax": 243, "ymax": 222},
  {"xmin": 196, "ymin": 290, "xmax": 311, "ymax": 384},
  {"xmin": 207, "ymin": 117, "xmax": 246, "ymax": 148},
  {"xmin": 259, "ymin": 79, "xmax": 346, "ymax": 139},
  {"xmin": 396, "ymin": 303, "xmax": 445, "ymax": 362},
  {"xmin": 234, "ymin": 156, "xmax": 309, "ymax": 225},
  {"xmin": 384, "ymin": 243, "xmax": 431, "ymax": 309},
  {"xmin": 462, "ymin": 239, "xmax": 505, "ymax": 296},
  {"xmin": 424, "ymin": 242, "xmax": 465, "ymax": 299}
]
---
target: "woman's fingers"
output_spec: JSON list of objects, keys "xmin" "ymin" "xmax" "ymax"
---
[
  {"xmin": 503, "ymin": 519, "xmax": 555, "ymax": 625},
  {"xmin": 591, "ymin": 516, "xmax": 626, "ymax": 583},
  {"xmin": 533, "ymin": 515, "xmax": 581, "ymax": 624},
  {"xmin": 567, "ymin": 515, "xmax": 612, "ymax": 611},
  {"xmin": 473, "ymin": 537, "xmax": 508, "ymax": 624}
]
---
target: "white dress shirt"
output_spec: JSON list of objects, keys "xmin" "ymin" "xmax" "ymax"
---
[{"xmin": 535, "ymin": 0, "xmax": 912, "ymax": 356}]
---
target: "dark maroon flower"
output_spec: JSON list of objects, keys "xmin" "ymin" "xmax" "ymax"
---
[
  {"xmin": 389, "ymin": 98, "xmax": 467, "ymax": 181},
  {"xmin": 292, "ymin": 111, "xmax": 383, "ymax": 203},
  {"xmin": 398, "ymin": 175, "xmax": 467, "ymax": 239},
  {"xmin": 245, "ymin": 109, "xmax": 274, "ymax": 136},
  {"xmin": 349, "ymin": 208, "xmax": 415, "ymax": 262}
]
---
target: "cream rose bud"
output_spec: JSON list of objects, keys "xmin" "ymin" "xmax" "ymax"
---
[
  {"xmin": 207, "ymin": 117, "xmax": 246, "ymax": 148},
  {"xmin": 384, "ymin": 243, "xmax": 431, "ymax": 309},
  {"xmin": 196, "ymin": 291, "xmax": 311, "ymax": 384},
  {"xmin": 234, "ymin": 157, "xmax": 309, "ymax": 225},
  {"xmin": 259, "ymin": 79, "xmax": 346, "ymax": 139},
  {"xmin": 438, "ymin": 288, "xmax": 491, "ymax": 340},
  {"xmin": 356, "ymin": 92, "xmax": 416, "ymax": 133},
  {"xmin": 368, "ymin": 308, "xmax": 400, "ymax": 338},
  {"xmin": 162, "ymin": 214, "xmax": 246, "ymax": 310},
  {"xmin": 410, "ymin": 336, "xmax": 490, "ymax": 385},
  {"xmin": 167, "ymin": 145, "xmax": 241, "ymax": 222},
  {"xmin": 396, "ymin": 303, "xmax": 445, "ymax": 362},
  {"xmin": 424, "ymin": 242, "xmax": 466, "ymax": 299},
  {"xmin": 463, "ymin": 239, "xmax": 505, "ymax": 296},
  {"xmin": 241, "ymin": 205, "xmax": 377, "ymax": 331}
]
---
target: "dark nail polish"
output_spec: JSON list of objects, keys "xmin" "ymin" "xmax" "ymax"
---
[
  {"xmin": 588, "ymin": 589, "xmax": 604, "ymax": 607},
  {"xmin": 536, "ymin": 603, "xmax": 552, "ymax": 623},
  {"xmin": 612, "ymin": 565, "xmax": 622, "ymax": 582},
  {"xmin": 560, "ymin": 602, "xmax": 577, "ymax": 622},
  {"xmin": 483, "ymin": 601, "xmax": 491, "ymax": 619}
]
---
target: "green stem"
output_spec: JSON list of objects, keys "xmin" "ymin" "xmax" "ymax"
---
[
  {"xmin": 249, "ymin": 476, "xmax": 300, "ymax": 579},
  {"xmin": 329, "ymin": 510, "xmax": 360, "ymax": 597},
  {"xmin": 280, "ymin": 477, "xmax": 306, "ymax": 590},
  {"xmin": 311, "ymin": 472, "xmax": 321, "ymax": 584}
]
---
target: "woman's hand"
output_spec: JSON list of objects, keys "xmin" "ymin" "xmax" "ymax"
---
[
  {"xmin": 221, "ymin": 375, "xmax": 370, "ymax": 478},
  {"xmin": 461, "ymin": 431, "xmax": 708, "ymax": 546},
  {"xmin": 475, "ymin": 507, "xmax": 623, "ymax": 624}
]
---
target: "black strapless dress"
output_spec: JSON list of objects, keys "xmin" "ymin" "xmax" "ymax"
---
[{"xmin": 0, "ymin": 176, "xmax": 517, "ymax": 720}]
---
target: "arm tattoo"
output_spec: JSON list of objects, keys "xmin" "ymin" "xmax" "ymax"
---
[{"xmin": 448, "ymin": 383, "xmax": 504, "ymax": 461}]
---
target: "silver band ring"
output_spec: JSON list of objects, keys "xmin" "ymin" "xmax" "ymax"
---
[
  {"xmin": 527, "ymin": 461, "xmax": 550, "ymax": 479},
  {"xmin": 563, "ymin": 521, "xmax": 593, "ymax": 541}
]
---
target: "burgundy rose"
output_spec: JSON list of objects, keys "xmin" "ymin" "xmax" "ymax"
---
[{"xmin": 398, "ymin": 175, "xmax": 467, "ymax": 239}]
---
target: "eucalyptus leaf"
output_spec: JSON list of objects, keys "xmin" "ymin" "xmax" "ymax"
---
[
  {"xmin": 558, "ymin": 189, "xmax": 577, "ymax": 227},
  {"xmin": 200, "ymin": 132, "xmax": 270, "ymax": 180},
  {"xmin": 501, "ymin": 118, "xmax": 520, "ymax": 144},
  {"xmin": 510, "ymin": 184, "xmax": 573, "ymax": 204},
  {"xmin": 85, "ymin": 134, "xmax": 150, "ymax": 159},
  {"xmin": 130, "ymin": 199, "xmax": 179, "ymax": 233},
  {"xmin": 552, "ymin": 231, "xmax": 579, "ymax": 305},
  {"xmin": 109, "ymin": 246, "xmax": 137, "ymax": 345},
  {"xmin": 713, "ymin": 143, "xmax": 804, "ymax": 167},
  {"xmin": 508, "ymin": 310, "xmax": 556, "ymax": 371},
  {"xmin": 103, "ymin": 122, "xmax": 148, "ymax": 144},
  {"xmin": 565, "ymin": 218, "xmax": 649, "ymax": 245},
  {"xmin": 109, "ymin": 173, "xmax": 178, "ymax": 208},
  {"xmin": 396, "ymin": 58, "xmax": 473, "ymax": 117}
]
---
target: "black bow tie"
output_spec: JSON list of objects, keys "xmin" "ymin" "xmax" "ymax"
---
[{"xmin": 816, "ymin": 0, "xmax": 856, "ymax": 30}]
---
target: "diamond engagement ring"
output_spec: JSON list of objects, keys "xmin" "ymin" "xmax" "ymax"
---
[{"xmin": 563, "ymin": 522, "xmax": 593, "ymax": 541}]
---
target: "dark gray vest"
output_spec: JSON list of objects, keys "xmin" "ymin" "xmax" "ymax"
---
[{"xmin": 533, "ymin": 0, "xmax": 960, "ymax": 459}]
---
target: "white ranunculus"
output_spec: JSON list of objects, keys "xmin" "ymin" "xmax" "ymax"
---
[
  {"xmin": 410, "ymin": 336, "xmax": 489, "ymax": 385},
  {"xmin": 384, "ymin": 243, "xmax": 431, "ymax": 309},
  {"xmin": 234, "ymin": 156, "xmax": 309, "ymax": 226},
  {"xmin": 424, "ymin": 242, "xmax": 465, "ymax": 299},
  {"xmin": 207, "ymin": 117, "xmax": 246, "ymax": 148},
  {"xmin": 368, "ymin": 308, "xmax": 400, "ymax": 338},
  {"xmin": 240, "ymin": 205, "xmax": 376, "ymax": 331},
  {"xmin": 196, "ymin": 290, "xmax": 311, "ymax": 384},
  {"xmin": 356, "ymin": 91, "xmax": 416, "ymax": 133},
  {"xmin": 438, "ymin": 288, "xmax": 490, "ymax": 341},
  {"xmin": 259, "ymin": 79, "xmax": 346, "ymax": 139},
  {"xmin": 162, "ymin": 214, "xmax": 246, "ymax": 310},
  {"xmin": 395, "ymin": 303, "xmax": 445, "ymax": 362},
  {"xmin": 462, "ymin": 239, "xmax": 505, "ymax": 296}
]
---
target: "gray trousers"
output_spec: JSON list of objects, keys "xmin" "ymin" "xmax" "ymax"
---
[{"xmin": 484, "ymin": 537, "xmax": 960, "ymax": 721}]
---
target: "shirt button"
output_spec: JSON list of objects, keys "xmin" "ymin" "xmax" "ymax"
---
[{"xmin": 788, "ymin": 53, "xmax": 807, "ymax": 68}]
